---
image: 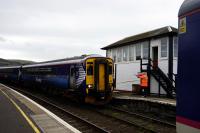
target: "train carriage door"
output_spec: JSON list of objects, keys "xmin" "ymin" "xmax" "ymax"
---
[
  {"xmin": 98, "ymin": 64, "xmax": 105, "ymax": 91},
  {"xmin": 95, "ymin": 59, "xmax": 108, "ymax": 92},
  {"xmin": 70, "ymin": 65, "xmax": 76, "ymax": 89}
]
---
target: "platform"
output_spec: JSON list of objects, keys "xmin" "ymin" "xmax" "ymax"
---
[
  {"xmin": 113, "ymin": 91, "xmax": 176, "ymax": 107},
  {"xmin": 0, "ymin": 83, "xmax": 80, "ymax": 133},
  {"xmin": 112, "ymin": 91, "xmax": 176, "ymax": 118}
]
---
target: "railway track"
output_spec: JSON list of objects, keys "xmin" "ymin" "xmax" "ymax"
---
[
  {"xmin": 109, "ymin": 105, "xmax": 176, "ymax": 127},
  {"xmin": 10, "ymin": 86, "xmax": 176, "ymax": 133},
  {"xmin": 93, "ymin": 105, "xmax": 176, "ymax": 133},
  {"xmin": 10, "ymin": 87, "xmax": 109, "ymax": 133},
  {"xmin": 111, "ymin": 97, "xmax": 176, "ymax": 123}
]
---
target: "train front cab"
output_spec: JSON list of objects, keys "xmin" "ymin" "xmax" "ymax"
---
[
  {"xmin": 177, "ymin": 0, "xmax": 200, "ymax": 132},
  {"xmin": 85, "ymin": 57, "xmax": 113, "ymax": 104}
]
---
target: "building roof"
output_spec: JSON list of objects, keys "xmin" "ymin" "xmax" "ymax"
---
[{"xmin": 101, "ymin": 26, "xmax": 178, "ymax": 50}]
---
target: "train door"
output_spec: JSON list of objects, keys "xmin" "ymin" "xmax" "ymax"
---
[
  {"xmin": 98, "ymin": 64, "xmax": 106, "ymax": 91},
  {"xmin": 95, "ymin": 59, "xmax": 108, "ymax": 92},
  {"xmin": 70, "ymin": 65, "xmax": 76, "ymax": 89}
]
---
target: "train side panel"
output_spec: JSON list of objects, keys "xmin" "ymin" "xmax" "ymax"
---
[
  {"xmin": 0, "ymin": 55, "xmax": 113, "ymax": 105},
  {"xmin": 0, "ymin": 67, "xmax": 20, "ymax": 84},
  {"xmin": 21, "ymin": 62, "xmax": 87, "ymax": 97},
  {"xmin": 22, "ymin": 64, "xmax": 71, "ymax": 90},
  {"xmin": 177, "ymin": 0, "xmax": 200, "ymax": 132}
]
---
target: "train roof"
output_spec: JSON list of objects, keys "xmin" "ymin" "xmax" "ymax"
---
[
  {"xmin": 0, "ymin": 66, "xmax": 21, "ymax": 69},
  {"xmin": 22, "ymin": 54, "xmax": 103, "ymax": 68},
  {"xmin": 179, "ymin": 0, "xmax": 200, "ymax": 17},
  {"xmin": 37, "ymin": 54, "xmax": 88, "ymax": 63}
]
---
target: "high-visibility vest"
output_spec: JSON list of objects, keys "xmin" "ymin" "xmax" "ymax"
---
[
  {"xmin": 137, "ymin": 74, "xmax": 148, "ymax": 87},
  {"xmin": 141, "ymin": 75, "xmax": 148, "ymax": 87}
]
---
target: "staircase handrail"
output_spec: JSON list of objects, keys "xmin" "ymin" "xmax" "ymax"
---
[
  {"xmin": 140, "ymin": 58, "xmax": 176, "ymax": 97},
  {"xmin": 148, "ymin": 58, "xmax": 175, "ymax": 90}
]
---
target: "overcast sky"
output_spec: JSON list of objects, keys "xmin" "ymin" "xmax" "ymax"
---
[{"xmin": 0, "ymin": 0, "xmax": 184, "ymax": 62}]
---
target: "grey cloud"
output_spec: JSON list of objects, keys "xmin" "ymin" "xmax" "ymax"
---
[
  {"xmin": 0, "ymin": 0, "xmax": 184, "ymax": 61},
  {"xmin": 0, "ymin": 36, "xmax": 6, "ymax": 42}
]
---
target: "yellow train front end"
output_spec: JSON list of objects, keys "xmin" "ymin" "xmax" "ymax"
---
[{"xmin": 85, "ymin": 57, "xmax": 113, "ymax": 105}]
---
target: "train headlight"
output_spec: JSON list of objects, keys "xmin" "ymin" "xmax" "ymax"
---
[
  {"xmin": 109, "ymin": 83, "xmax": 113, "ymax": 88},
  {"xmin": 88, "ymin": 84, "xmax": 93, "ymax": 89},
  {"xmin": 101, "ymin": 97, "xmax": 105, "ymax": 99}
]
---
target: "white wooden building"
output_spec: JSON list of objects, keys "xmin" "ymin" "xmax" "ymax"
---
[{"xmin": 102, "ymin": 26, "xmax": 178, "ymax": 97}]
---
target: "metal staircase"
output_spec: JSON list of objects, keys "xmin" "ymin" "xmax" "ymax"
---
[{"xmin": 140, "ymin": 59, "xmax": 176, "ymax": 98}]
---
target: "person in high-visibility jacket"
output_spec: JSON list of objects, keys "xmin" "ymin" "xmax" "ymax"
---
[{"xmin": 137, "ymin": 72, "xmax": 148, "ymax": 97}]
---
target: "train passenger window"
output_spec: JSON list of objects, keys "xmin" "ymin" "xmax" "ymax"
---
[
  {"xmin": 87, "ymin": 62, "xmax": 93, "ymax": 65},
  {"xmin": 87, "ymin": 65, "xmax": 93, "ymax": 75},
  {"xmin": 71, "ymin": 68, "xmax": 75, "ymax": 76},
  {"xmin": 108, "ymin": 66, "xmax": 112, "ymax": 74}
]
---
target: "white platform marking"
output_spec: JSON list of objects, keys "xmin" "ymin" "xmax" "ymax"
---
[{"xmin": 0, "ymin": 83, "xmax": 81, "ymax": 133}]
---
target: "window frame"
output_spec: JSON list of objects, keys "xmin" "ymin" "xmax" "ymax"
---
[
  {"xmin": 106, "ymin": 49, "xmax": 112, "ymax": 58},
  {"xmin": 117, "ymin": 48, "xmax": 122, "ymax": 62},
  {"xmin": 87, "ymin": 65, "xmax": 93, "ymax": 75},
  {"xmin": 160, "ymin": 37, "xmax": 168, "ymax": 59},
  {"xmin": 111, "ymin": 49, "xmax": 117, "ymax": 63},
  {"xmin": 135, "ymin": 43, "xmax": 142, "ymax": 60},
  {"xmin": 173, "ymin": 37, "xmax": 178, "ymax": 58},
  {"xmin": 122, "ymin": 46, "xmax": 128, "ymax": 62},
  {"xmin": 142, "ymin": 41, "xmax": 149, "ymax": 60},
  {"xmin": 129, "ymin": 45, "xmax": 135, "ymax": 62}
]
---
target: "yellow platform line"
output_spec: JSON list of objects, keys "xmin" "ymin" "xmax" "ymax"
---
[{"xmin": 0, "ymin": 89, "xmax": 40, "ymax": 133}]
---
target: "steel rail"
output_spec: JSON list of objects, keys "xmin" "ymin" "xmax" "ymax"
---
[
  {"xmin": 11, "ymin": 87, "xmax": 110, "ymax": 133},
  {"xmin": 108, "ymin": 105, "xmax": 176, "ymax": 127}
]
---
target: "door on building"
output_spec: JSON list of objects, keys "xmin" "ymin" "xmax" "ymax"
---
[{"xmin": 152, "ymin": 47, "xmax": 158, "ymax": 68}]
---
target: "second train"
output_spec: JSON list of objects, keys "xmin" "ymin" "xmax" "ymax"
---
[{"xmin": 0, "ymin": 55, "xmax": 114, "ymax": 105}]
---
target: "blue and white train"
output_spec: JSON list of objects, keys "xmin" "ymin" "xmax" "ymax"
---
[
  {"xmin": 0, "ymin": 55, "xmax": 114, "ymax": 105},
  {"xmin": 177, "ymin": 0, "xmax": 200, "ymax": 132}
]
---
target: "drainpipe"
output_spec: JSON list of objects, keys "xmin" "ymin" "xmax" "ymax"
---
[
  {"xmin": 147, "ymin": 39, "xmax": 151, "ymax": 94},
  {"xmin": 168, "ymin": 33, "xmax": 173, "ymax": 81},
  {"xmin": 114, "ymin": 63, "xmax": 117, "ymax": 90}
]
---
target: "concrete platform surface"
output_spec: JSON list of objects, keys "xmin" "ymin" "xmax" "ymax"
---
[
  {"xmin": 0, "ymin": 83, "xmax": 81, "ymax": 133},
  {"xmin": 0, "ymin": 86, "xmax": 34, "ymax": 133},
  {"xmin": 113, "ymin": 91, "xmax": 176, "ymax": 107}
]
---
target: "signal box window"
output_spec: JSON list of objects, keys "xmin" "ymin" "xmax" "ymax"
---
[
  {"xmin": 143, "ymin": 42, "xmax": 149, "ymax": 59},
  {"xmin": 123, "ymin": 46, "xmax": 128, "ymax": 62},
  {"xmin": 161, "ymin": 38, "xmax": 168, "ymax": 58},
  {"xmin": 129, "ymin": 45, "xmax": 134, "ymax": 61},
  {"xmin": 112, "ymin": 49, "xmax": 117, "ymax": 63},
  {"xmin": 117, "ymin": 48, "xmax": 122, "ymax": 62},
  {"xmin": 174, "ymin": 37, "xmax": 178, "ymax": 57},
  {"xmin": 136, "ymin": 44, "xmax": 141, "ymax": 60},
  {"xmin": 106, "ymin": 50, "xmax": 112, "ymax": 58},
  {"xmin": 87, "ymin": 65, "xmax": 93, "ymax": 75}
]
